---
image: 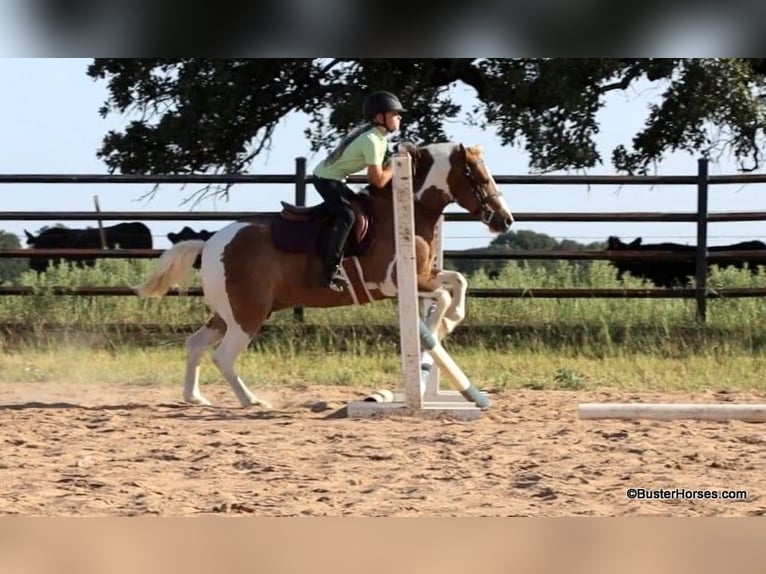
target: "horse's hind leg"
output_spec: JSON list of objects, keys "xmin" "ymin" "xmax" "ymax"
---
[
  {"xmin": 211, "ymin": 315, "xmax": 272, "ymax": 409},
  {"xmin": 183, "ymin": 315, "xmax": 225, "ymax": 405}
]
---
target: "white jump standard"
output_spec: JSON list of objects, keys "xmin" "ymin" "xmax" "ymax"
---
[
  {"xmin": 347, "ymin": 152, "xmax": 489, "ymax": 420},
  {"xmin": 418, "ymin": 320, "xmax": 489, "ymax": 408}
]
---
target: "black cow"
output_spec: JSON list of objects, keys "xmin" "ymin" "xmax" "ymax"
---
[
  {"xmin": 167, "ymin": 226, "xmax": 215, "ymax": 244},
  {"xmin": 25, "ymin": 222, "xmax": 153, "ymax": 273},
  {"xmin": 607, "ymin": 236, "xmax": 766, "ymax": 287},
  {"xmin": 167, "ymin": 226, "xmax": 216, "ymax": 269}
]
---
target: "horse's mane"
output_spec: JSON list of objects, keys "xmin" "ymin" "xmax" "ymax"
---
[
  {"xmin": 397, "ymin": 141, "xmax": 438, "ymax": 193},
  {"xmin": 362, "ymin": 141, "xmax": 439, "ymax": 196},
  {"xmin": 359, "ymin": 141, "xmax": 467, "ymax": 202}
]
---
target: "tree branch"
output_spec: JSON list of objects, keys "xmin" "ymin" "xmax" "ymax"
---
[
  {"xmin": 598, "ymin": 65, "xmax": 644, "ymax": 94},
  {"xmin": 429, "ymin": 59, "xmax": 490, "ymax": 100}
]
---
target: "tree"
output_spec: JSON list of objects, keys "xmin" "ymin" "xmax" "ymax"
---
[
  {"xmin": 489, "ymin": 230, "xmax": 605, "ymax": 274},
  {"xmin": 88, "ymin": 59, "xmax": 766, "ymax": 193},
  {"xmin": 490, "ymin": 230, "xmax": 605, "ymax": 252},
  {"xmin": 445, "ymin": 230, "xmax": 605, "ymax": 278},
  {"xmin": 0, "ymin": 230, "xmax": 28, "ymax": 284},
  {"xmin": 490, "ymin": 229, "xmax": 558, "ymax": 251}
]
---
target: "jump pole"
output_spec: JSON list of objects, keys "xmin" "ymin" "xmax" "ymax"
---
[
  {"xmin": 347, "ymin": 152, "xmax": 488, "ymax": 420},
  {"xmin": 578, "ymin": 403, "xmax": 766, "ymax": 422}
]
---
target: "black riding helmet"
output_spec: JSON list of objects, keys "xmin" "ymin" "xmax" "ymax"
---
[{"xmin": 363, "ymin": 91, "xmax": 406, "ymax": 121}]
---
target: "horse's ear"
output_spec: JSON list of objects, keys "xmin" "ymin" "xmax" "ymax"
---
[
  {"xmin": 459, "ymin": 143, "xmax": 467, "ymax": 157},
  {"xmin": 24, "ymin": 230, "xmax": 35, "ymax": 243}
]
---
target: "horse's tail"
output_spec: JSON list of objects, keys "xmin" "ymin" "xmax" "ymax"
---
[{"xmin": 133, "ymin": 240, "xmax": 206, "ymax": 298}]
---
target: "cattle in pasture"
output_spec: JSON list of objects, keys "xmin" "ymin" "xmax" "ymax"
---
[
  {"xmin": 167, "ymin": 226, "xmax": 215, "ymax": 244},
  {"xmin": 606, "ymin": 236, "xmax": 766, "ymax": 287},
  {"xmin": 167, "ymin": 227, "xmax": 216, "ymax": 269},
  {"xmin": 24, "ymin": 222, "xmax": 153, "ymax": 273}
]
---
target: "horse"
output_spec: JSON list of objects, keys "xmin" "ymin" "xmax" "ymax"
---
[{"xmin": 134, "ymin": 142, "xmax": 514, "ymax": 408}]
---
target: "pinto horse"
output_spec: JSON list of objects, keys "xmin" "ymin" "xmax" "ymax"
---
[{"xmin": 135, "ymin": 142, "xmax": 514, "ymax": 407}]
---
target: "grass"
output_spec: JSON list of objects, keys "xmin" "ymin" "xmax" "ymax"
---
[
  {"xmin": 3, "ymin": 342, "xmax": 766, "ymax": 395},
  {"xmin": 5, "ymin": 258, "xmax": 766, "ymax": 349},
  {"xmin": 2, "ymin": 257, "xmax": 766, "ymax": 394}
]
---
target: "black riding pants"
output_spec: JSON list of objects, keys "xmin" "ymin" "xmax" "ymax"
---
[
  {"xmin": 313, "ymin": 177, "xmax": 357, "ymax": 261},
  {"xmin": 313, "ymin": 178, "xmax": 357, "ymax": 226}
]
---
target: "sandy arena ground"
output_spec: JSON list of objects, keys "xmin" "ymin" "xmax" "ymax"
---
[{"xmin": 0, "ymin": 381, "xmax": 764, "ymax": 516}]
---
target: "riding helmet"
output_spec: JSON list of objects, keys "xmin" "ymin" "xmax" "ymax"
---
[{"xmin": 363, "ymin": 91, "xmax": 406, "ymax": 120}]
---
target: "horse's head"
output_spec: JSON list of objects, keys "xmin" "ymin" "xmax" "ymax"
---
[{"xmin": 403, "ymin": 142, "xmax": 514, "ymax": 234}]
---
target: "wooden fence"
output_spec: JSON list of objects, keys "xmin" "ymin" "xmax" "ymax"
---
[{"xmin": 1, "ymin": 157, "xmax": 766, "ymax": 323}]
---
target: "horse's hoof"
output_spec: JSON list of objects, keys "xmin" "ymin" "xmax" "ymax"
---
[
  {"xmin": 184, "ymin": 395, "xmax": 212, "ymax": 406},
  {"xmin": 243, "ymin": 398, "xmax": 273, "ymax": 409}
]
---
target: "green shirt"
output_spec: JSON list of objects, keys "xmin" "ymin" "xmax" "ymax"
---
[{"xmin": 313, "ymin": 125, "xmax": 388, "ymax": 181}]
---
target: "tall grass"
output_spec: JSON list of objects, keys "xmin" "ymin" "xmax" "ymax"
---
[{"xmin": 3, "ymin": 258, "xmax": 766, "ymax": 357}]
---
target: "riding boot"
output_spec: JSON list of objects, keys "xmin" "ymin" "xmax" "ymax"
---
[{"xmin": 321, "ymin": 219, "xmax": 352, "ymax": 291}]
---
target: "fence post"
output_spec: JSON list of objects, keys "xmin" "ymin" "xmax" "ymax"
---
[
  {"xmin": 293, "ymin": 156, "xmax": 307, "ymax": 323},
  {"xmin": 695, "ymin": 158, "xmax": 709, "ymax": 323}
]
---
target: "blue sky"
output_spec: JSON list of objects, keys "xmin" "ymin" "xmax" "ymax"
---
[{"xmin": 1, "ymin": 58, "xmax": 765, "ymax": 250}]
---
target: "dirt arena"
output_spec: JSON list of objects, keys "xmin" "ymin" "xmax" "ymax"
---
[{"xmin": 1, "ymin": 381, "xmax": 764, "ymax": 517}]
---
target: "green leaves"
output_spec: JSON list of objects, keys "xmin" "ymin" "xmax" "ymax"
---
[
  {"xmin": 613, "ymin": 59, "xmax": 766, "ymax": 174},
  {"xmin": 88, "ymin": 58, "xmax": 766, "ymax": 186}
]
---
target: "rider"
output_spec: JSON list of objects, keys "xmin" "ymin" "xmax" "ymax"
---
[{"xmin": 312, "ymin": 90, "xmax": 405, "ymax": 291}]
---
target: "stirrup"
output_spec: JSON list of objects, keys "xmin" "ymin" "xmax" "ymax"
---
[{"xmin": 321, "ymin": 265, "xmax": 348, "ymax": 292}]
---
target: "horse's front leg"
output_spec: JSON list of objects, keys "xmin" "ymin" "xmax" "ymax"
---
[
  {"xmin": 413, "ymin": 238, "xmax": 469, "ymax": 340},
  {"xmin": 414, "ymin": 239, "xmax": 452, "ymax": 342},
  {"xmin": 414, "ymin": 259, "xmax": 450, "ymax": 398},
  {"xmin": 417, "ymin": 269, "xmax": 467, "ymax": 343},
  {"xmin": 414, "ymin": 261, "xmax": 470, "ymax": 399},
  {"xmin": 431, "ymin": 269, "xmax": 468, "ymax": 339}
]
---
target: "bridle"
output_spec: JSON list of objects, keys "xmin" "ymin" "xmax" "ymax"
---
[
  {"xmin": 463, "ymin": 156, "xmax": 503, "ymax": 225},
  {"xmin": 397, "ymin": 144, "xmax": 507, "ymax": 227}
]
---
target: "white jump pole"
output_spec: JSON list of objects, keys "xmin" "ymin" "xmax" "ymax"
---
[{"xmin": 578, "ymin": 403, "xmax": 766, "ymax": 422}]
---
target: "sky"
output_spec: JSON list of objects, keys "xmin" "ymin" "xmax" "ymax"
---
[{"xmin": 1, "ymin": 58, "xmax": 766, "ymax": 251}]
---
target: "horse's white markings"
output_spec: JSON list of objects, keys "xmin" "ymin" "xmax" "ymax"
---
[
  {"xmin": 183, "ymin": 325, "xmax": 222, "ymax": 405},
  {"xmin": 367, "ymin": 258, "xmax": 398, "ymax": 297},
  {"xmin": 212, "ymin": 323, "xmax": 271, "ymax": 408},
  {"xmin": 422, "ymin": 287, "xmax": 452, "ymax": 342},
  {"xmin": 195, "ymin": 221, "xmax": 271, "ymax": 408},
  {"xmin": 414, "ymin": 143, "xmax": 454, "ymax": 201},
  {"xmin": 199, "ymin": 222, "xmax": 249, "ymax": 318},
  {"xmin": 433, "ymin": 270, "xmax": 467, "ymax": 338}
]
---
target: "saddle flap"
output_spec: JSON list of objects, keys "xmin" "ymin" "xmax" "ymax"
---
[
  {"xmin": 272, "ymin": 194, "xmax": 375, "ymax": 257},
  {"xmin": 279, "ymin": 198, "xmax": 369, "ymax": 243},
  {"xmin": 279, "ymin": 201, "xmax": 327, "ymax": 221}
]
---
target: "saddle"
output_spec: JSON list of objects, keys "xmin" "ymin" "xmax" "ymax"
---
[{"xmin": 270, "ymin": 193, "xmax": 375, "ymax": 257}]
